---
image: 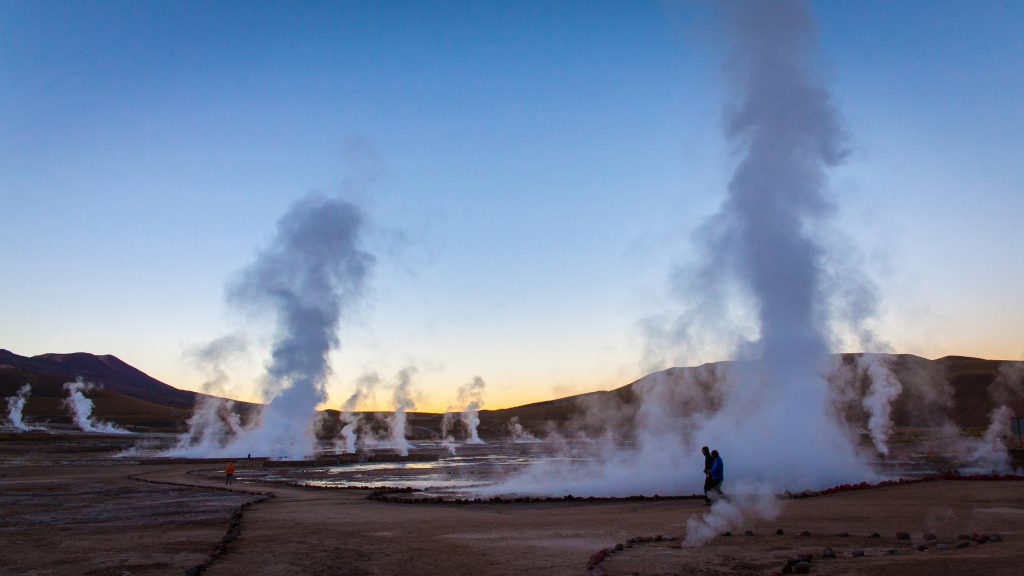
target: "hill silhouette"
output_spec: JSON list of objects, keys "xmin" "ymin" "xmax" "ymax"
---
[{"xmin": 2, "ymin": 349, "xmax": 1021, "ymax": 437}]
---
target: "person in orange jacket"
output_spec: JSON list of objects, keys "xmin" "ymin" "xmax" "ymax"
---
[{"xmin": 225, "ymin": 462, "xmax": 235, "ymax": 485}]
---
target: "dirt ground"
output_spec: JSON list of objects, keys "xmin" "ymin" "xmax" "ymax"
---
[{"xmin": 1, "ymin": 435, "xmax": 1022, "ymax": 576}]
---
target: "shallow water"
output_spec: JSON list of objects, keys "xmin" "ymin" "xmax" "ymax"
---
[{"xmin": 237, "ymin": 440, "xmax": 586, "ymax": 496}]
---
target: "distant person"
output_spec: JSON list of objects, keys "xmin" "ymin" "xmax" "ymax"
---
[
  {"xmin": 707, "ymin": 450, "xmax": 724, "ymax": 501},
  {"xmin": 701, "ymin": 446, "xmax": 714, "ymax": 502},
  {"xmin": 225, "ymin": 461, "xmax": 235, "ymax": 485}
]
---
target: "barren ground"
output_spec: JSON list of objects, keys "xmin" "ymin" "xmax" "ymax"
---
[{"xmin": 1, "ymin": 434, "xmax": 1022, "ymax": 576}]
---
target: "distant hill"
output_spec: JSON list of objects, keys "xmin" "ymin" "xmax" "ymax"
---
[
  {"xmin": 0, "ymin": 349, "xmax": 196, "ymax": 408},
  {"xmin": 2, "ymin": 349, "xmax": 1021, "ymax": 437},
  {"xmin": 0, "ymin": 349, "xmax": 257, "ymax": 431}
]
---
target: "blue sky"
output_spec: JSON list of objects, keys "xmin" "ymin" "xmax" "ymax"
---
[{"xmin": 2, "ymin": 1, "xmax": 1022, "ymax": 410}]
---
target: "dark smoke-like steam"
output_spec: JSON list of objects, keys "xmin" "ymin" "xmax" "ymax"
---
[{"xmin": 224, "ymin": 193, "xmax": 375, "ymax": 459}]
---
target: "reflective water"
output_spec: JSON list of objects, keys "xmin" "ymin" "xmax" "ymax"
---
[{"xmin": 237, "ymin": 440, "xmax": 577, "ymax": 496}]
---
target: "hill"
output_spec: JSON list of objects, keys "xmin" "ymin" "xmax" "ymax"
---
[{"xmin": 2, "ymin": 350, "xmax": 1022, "ymax": 437}]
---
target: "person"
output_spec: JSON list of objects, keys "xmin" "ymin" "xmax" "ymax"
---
[
  {"xmin": 701, "ymin": 446, "xmax": 714, "ymax": 503},
  {"xmin": 225, "ymin": 461, "xmax": 235, "ymax": 485},
  {"xmin": 707, "ymin": 450, "xmax": 724, "ymax": 501}
]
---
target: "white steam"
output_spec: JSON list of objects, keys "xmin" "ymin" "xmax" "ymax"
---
[
  {"xmin": 443, "ymin": 376, "xmax": 487, "ymax": 445},
  {"xmin": 859, "ymin": 354, "xmax": 902, "ymax": 456},
  {"xmin": 338, "ymin": 372, "xmax": 378, "ymax": 454},
  {"xmin": 63, "ymin": 378, "xmax": 131, "ymax": 434},
  {"xmin": 165, "ymin": 334, "xmax": 248, "ymax": 456},
  {"xmin": 492, "ymin": 0, "xmax": 874, "ymax": 502},
  {"xmin": 388, "ymin": 367, "xmax": 417, "ymax": 456},
  {"xmin": 507, "ymin": 416, "xmax": 540, "ymax": 443},
  {"xmin": 212, "ymin": 194, "xmax": 373, "ymax": 460},
  {"xmin": 6, "ymin": 383, "xmax": 38, "ymax": 431},
  {"xmin": 683, "ymin": 481, "xmax": 781, "ymax": 547}
]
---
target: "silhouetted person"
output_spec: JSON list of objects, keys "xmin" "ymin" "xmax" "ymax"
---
[
  {"xmin": 708, "ymin": 450, "xmax": 724, "ymax": 501},
  {"xmin": 701, "ymin": 446, "xmax": 714, "ymax": 502},
  {"xmin": 225, "ymin": 461, "xmax": 235, "ymax": 485}
]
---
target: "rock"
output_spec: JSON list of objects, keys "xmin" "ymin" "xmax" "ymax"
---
[
  {"xmin": 917, "ymin": 544, "xmax": 928, "ymax": 552},
  {"xmin": 776, "ymin": 529, "xmax": 785, "ymax": 535},
  {"xmin": 886, "ymin": 548, "xmax": 898, "ymax": 555},
  {"xmin": 615, "ymin": 543, "xmax": 624, "ymax": 551},
  {"xmin": 956, "ymin": 541, "xmax": 971, "ymax": 549},
  {"xmin": 745, "ymin": 530, "xmax": 754, "ymax": 537},
  {"xmin": 869, "ymin": 532, "xmax": 881, "ymax": 538},
  {"xmin": 654, "ymin": 535, "xmax": 663, "ymax": 542},
  {"xmin": 896, "ymin": 531, "xmax": 910, "ymax": 540},
  {"xmin": 799, "ymin": 530, "xmax": 812, "ymax": 537},
  {"xmin": 822, "ymin": 547, "xmax": 835, "ymax": 558},
  {"xmin": 851, "ymin": 549, "xmax": 865, "ymax": 557},
  {"xmin": 936, "ymin": 543, "xmax": 951, "ymax": 551},
  {"xmin": 794, "ymin": 562, "xmax": 811, "ymax": 574},
  {"xmin": 721, "ymin": 531, "xmax": 731, "ymax": 537},
  {"xmin": 987, "ymin": 534, "xmax": 1002, "ymax": 543}
]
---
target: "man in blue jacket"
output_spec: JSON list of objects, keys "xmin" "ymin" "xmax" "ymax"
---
[{"xmin": 707, "ymin": 449, "xmax": 724, "ymax": 501}]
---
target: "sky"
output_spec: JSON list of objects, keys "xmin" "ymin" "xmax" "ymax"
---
[{"xmin": 2, "ymin": 0, "xmax": 1022, "ymax": 412}]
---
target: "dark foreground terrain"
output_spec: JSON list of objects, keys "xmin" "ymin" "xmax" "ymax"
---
[{"xmin": 1, "ymin": 432, "xmax": 1023, "ymax": 576}]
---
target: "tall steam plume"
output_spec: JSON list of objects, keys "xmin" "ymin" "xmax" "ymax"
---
[
  {"xmin": 6, "ymin": 383, "xmax": 37, "ymax": 431},
  {"xmin": 680, "ymin": 0, "xmax": 873, "ymax": 544},
  {"xmin": 388, "ymin": 367, "xmax": 418, "ymax": 456},
  {"xmin": 491, "ymin": 1, "xmax": 873, "ymax": 530},
  {"xmin": 222, "ymin": 193, "xmax": 374, "ymax": 459},
  {"xmin": 63, "ymin": 378, "xmax": 131, "ymax": 434}
]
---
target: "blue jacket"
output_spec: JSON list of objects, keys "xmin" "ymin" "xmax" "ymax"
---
[{"xmin": 709, "ymin": 456, "xmax": 724, "ymax": 482}]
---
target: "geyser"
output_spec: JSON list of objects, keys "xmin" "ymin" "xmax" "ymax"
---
[
  {"xmin": 63, "ymin": 378, "xmax": 131, "ymax": 434},
  {"xmin": 442, "ymin": 376, "xmax": 487, "ymax": 446},
  {"xmin": 491, "ymin": 0, "xmax": 874, "ymax": 510},
  {"xmin": 6, "ymin": 383, "xmax": 36, "ymax": 431},
  {"xmin": 388, "ymin": 367, "xmax": 417, "ymax": 456},
  {"xmin": 166, "ymin": 334, "xmax": 248, "ymax": 456},
  {"xmin": 173, "ymin": 193, "xmax": 374, "ymax": 460}
]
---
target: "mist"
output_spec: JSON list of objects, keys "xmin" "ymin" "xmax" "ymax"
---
[
  {"xmin": 63, "ymin": 378, "xmax": 131, "ymax": 434},
  {"xmin": 165, "ymin": 334, "xmax": 248, "ymax": 457},
  {"xmin": 6, "ymin": 383, "xmax": 38, "ymax": 431},
  {"xmin": 491, "ymin": 0, "xmax": 875, "ymax": 513}
]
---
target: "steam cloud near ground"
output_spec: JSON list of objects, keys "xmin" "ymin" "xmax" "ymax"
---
[
  {"xmin": 63, "ymin": 378, "xmax": 131, "ymax": 434},
  {"xmin": 5, "ymin": 383, "xmax": 39, "ymax": 431}
]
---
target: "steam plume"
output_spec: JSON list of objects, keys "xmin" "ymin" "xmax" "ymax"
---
[
  {"xmin": 6, "ymin": 383, "xmax": 36, "ymax": 431},
  {"xmin": 507, "ymin": 416, "xmax": 540, "ymax": 443},
  {"xmin": 388, "ymin": 367, "xmax": 417, "ymax": 456},
  {"xmin": 338, "ymin": 372, "xmax": 379, "ymax": 454},
  {"xmin": 63, "ymin": 378, "xmax": 131, "ymax": 434},
  {"xmin": 166, "ymin": 334, "xmax": 248, "ymax": 456},
  {"xmin": 493, "ymin": 0, "xmax": 872, "ymax": 508},
  {"xmin": 223, "ymin": 193, "xmax": 374, "ymax": 459},
  {"xmin": 450, "ymin": 375, "xmax": 485, "ymax": 440},
  {"xmin": 859, "ymin": 354, "xmax": 902, "ymax": 456}
]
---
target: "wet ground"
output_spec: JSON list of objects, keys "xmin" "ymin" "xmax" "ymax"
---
[{"xmin": 1, "ymin": 431, "xmax": 1022, "ymax": 576}]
